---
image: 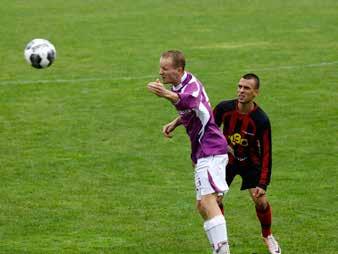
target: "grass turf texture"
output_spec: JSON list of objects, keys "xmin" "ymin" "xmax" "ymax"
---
[{"xmin": 0, "ymin": 0, "xmax": 337, "ymax": 253}]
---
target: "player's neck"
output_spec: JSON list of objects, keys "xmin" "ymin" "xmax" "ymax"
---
[
  {"xmin": 172, "ymin": 80, "xmax": 181, "ymax": 86},
  {"xmin": 173, "ymin": 72, "xmax": 186, "ymax": 86},
  {"xmin": 237, "ymin": 101, "xmax": 255, "ymax": 114}
]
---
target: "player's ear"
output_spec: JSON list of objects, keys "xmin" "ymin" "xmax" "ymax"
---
[
  {"xmin": 177, "ymin": 66, "xmax": 184, "ymax": 74},
  {"xmin": 253, "ymin": 87, "xmax": 259, "ymax": 97}
]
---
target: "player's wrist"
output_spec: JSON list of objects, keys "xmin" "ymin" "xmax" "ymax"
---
[
  {"xmin": 174, "ymin": 116, "xmax": 182, "ymax": 126},
  {"xmin": 165, "ymin": 91, "xmax": 179, "ymax": 103}
]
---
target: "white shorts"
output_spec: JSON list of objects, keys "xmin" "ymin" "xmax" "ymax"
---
[{"xmin": 195, "ymin": 154, "xmax": 229, "ymax": 200}]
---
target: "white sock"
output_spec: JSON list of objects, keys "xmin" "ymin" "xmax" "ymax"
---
[{"xmin": 204, "ymin": 215, "xmax": 229, "ymax": 251}]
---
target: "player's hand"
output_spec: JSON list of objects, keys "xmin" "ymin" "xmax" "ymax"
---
[
  {"xmin": 147, "ymin": 79, "xmax": 168, "ymax": 97},
  {"xmin": 162, "ymin": 121, "xmax": 176, "ymax": 138},
  {"xmin": 227, "ymin": 145, "xmax": 235, "ymax": 156},
  {"xmin": 253, "ymin": 187, "xmax": 266, "ymax": 198}
]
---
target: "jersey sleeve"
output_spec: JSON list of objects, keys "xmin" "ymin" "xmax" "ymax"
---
[
  {"xmin": 257, "ymin": 118, "xmax": 272, "ymax": 190},
  {"xmin": 174, "ymin": 82, "xmax": 200, "ymax": 110},
  {"xmin": 213, "ymin": 102, "xmax": 225, "ymax": 127}
]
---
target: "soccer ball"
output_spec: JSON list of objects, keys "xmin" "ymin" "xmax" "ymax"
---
[{"xmin": 24, "ymin": 39, "xmax": 56, "ymax": 69}]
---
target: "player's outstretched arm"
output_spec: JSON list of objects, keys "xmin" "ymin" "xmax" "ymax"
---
[
  {"xmin": 147, "ymin": 80, "xmax": 179, "ymax": 103},
  {"xmin": 162, "ymin": 116, "xmax": 182, "ymax": 138}
]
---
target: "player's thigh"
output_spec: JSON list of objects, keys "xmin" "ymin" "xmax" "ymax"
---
[
  {"xmin": 197, "ymin": 193, "xmax": 219, "ymax": 208},
  {"xmin": 239, "ymin": 168, "xmax": 260, "ymax": 190},
  {"xmin": 195, "ymin": 154, "xmax": 229, "ymax": 200}
]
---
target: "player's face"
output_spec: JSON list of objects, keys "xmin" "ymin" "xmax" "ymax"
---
[
  {"xmin": 159, "ymin": 57, "xmax": 182, "ymax": 85},
  {"xmin": 237, "ymin": 78, "xmax": 259, "ymax": 104}
]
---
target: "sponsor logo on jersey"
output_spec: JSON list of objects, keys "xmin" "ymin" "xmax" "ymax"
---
[{"xmin": 228, "ymin": 133, "xmax": 248, "ymax": 147}]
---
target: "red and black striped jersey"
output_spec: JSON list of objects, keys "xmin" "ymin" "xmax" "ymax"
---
[{"xmin": 213, "ymin": 99, "xmax": 272, "ymax": 189}]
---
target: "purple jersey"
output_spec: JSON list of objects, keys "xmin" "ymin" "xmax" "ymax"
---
[{"xmin": 172, "ymin": 72, "xmax": 228, "ymax": 163}]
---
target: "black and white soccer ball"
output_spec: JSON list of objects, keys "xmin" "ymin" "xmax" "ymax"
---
[{"xmin": 24, "ymin": 39, "xmax": 56, "ymax": 69}]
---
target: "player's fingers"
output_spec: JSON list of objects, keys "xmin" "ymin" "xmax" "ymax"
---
[
  {"xmin": 162, "ymin": 125, "xmax": 169, "ymax": 133},
  {"xmin": 148, "ymin": 83, "xmax": 160, "ymax": 91},
  {"xmin": 147, "ymin": 87, "xmax": 157, "ymax": 95},
  {"xmin": 147, "ymin": 86, "xmax": 154, "ymax": 93},
  {"xmin": 163, "ymin": 125, "xmax": 173, "ymax": 138},
  {"xmin": 147, "ymin": 82, "xmax": 159, "ymax": 88},
  {"xmin": 257, "ymin": 190, "xmax": 265, "ymax": 198},
  {"xmin": 147, "ymin": 83, "xmax": 155, "ymax": 90},
  {"xmin": 254, "ymin": 188, "xmax": 260, "ymax": 198},
  {"xmin": 163, "ymin": 127, "xmax": 172, "ymax": 137},
  {"xmin": 148, "ymin": 84, "xmax": 162, "ymax": 95},
  {"xmin": 163, "ymin": 130, "xmax": 172, "ymax": 138},
  {"xmin": 164, "ymin": 133, "xmax": 172, "ymax": 138}
]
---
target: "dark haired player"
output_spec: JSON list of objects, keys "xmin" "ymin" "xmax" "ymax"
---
[{"xmin": 213, "ymin": 74, "xmax": 281, "ymax": 254}]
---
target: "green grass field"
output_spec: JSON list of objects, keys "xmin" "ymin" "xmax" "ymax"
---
[{"xmin": 0, "ymin": 1, "xmax": 337, "ymax": 253}]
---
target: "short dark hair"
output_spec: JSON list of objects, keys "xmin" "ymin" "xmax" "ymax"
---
[
  {"xmin": 161, "ymin": 50, "xmax": 186, "ymax": 70},
  {"xmin": 242, "ymin": 73, "xmax": 260, "ymax": 89}
]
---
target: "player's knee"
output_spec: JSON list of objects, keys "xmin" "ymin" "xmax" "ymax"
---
[
  {"xmin": 196, "ymin": 201, "xmax": 208, "ymax": 219},
  {"xmin": 196, "ymin": 198, "xmax": 210, "ymax": 215},
  {"xmin": 255, "ymin": 198, "xmax": 268, "ymax": 211},
  {"xmin": 196, "ymin": 200, "xmax": 205, "ymax": 213},
  {"xmin": 196, "ymin": 200, "xmax": 201, "ymax": 211}
]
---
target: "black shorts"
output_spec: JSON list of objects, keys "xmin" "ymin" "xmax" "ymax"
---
[{"xmin": 226, "ymin": 163, "xmax": 260, "ymax": 190}]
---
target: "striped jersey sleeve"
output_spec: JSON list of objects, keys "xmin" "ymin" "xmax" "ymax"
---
[{"xmin": 252, "ymin": 110, "xmax": 272, "ymax": 189}]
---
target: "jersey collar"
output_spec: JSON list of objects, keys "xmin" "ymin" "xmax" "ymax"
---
[{"xmin": 172, "ymin": 72, "xmax": 191, "ymax": 92}]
